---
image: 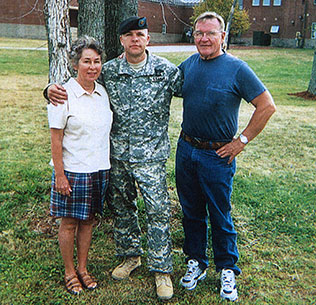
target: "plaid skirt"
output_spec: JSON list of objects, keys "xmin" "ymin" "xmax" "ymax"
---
[{"xmin": 50, "ymin": 169, "xmax": 109, "ymax": 220}]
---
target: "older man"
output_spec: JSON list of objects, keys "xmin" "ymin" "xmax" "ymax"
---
[
  {"xmin": 46, "ymin": 17, "xmax": 182, "ymax": 300},
  {"xmin": 176, "ymin": 12, "xmax": 276, "ymax": 301}
]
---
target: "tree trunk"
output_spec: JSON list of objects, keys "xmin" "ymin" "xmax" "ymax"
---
[
  {"xmin": 104, "ymin": 0, "xmax": 138, "ymax": 60},
  {"xmin": 224, "ymin": 0, "xmax": 237, "ymax": 50},
  {"xmin": 78, "ymin": 0, "xmax": 105, "ymax": 48},
  {"xmin": 44, "ymin": 0, "xmax": 71, "ymax": 83},
  {"xmin": 300, "ymin": 0, "xmax": 308, "ymax": 49},
  {"xmin": 308, "ymin": 51, "xmax": 316, "ymax": 95}
]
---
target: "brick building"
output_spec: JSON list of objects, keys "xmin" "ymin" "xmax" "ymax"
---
[
  {"xmin": 138, "ymin": 0, "xmax": 196, "ymax": 43},
  {"xmin": 0, "ymin": 0, "xmax": 46, "ymax": 39},
  {"xmin": 0, "ymin": 0, "xmax": 315, "ymax": 48},
  {"xmin": 234, "ymin": 0, "xmax": 316, "ymax": 48},
  {"xmin": 0, "ymin": 0, "xmax": 197, "ymax": 44}
]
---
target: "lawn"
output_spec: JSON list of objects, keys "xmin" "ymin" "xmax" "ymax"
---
[{"xmin": 0, "ymin": 40, "xmax": 315, "ymax": 305}]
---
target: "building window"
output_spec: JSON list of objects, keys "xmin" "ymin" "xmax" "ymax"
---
[
  {"xmin": 270, "ymin": 25, "xmax": 279, "ymax": 33},
  {"xmin": 314, "ymin": 0, "xmax": 316, "ymax": 5},
  {"xmin": 312, "ymin": 23, "xmax": 316, "ymax": 39},
  {"xmin": 273, "ymin": 0, "xmax": 281, "ymax": 5},
  {"xmin": 252, "ymin": 0, "xmax": 260, "ymax": 6},
  {"xmin": 263, "ymin": 0, "xmax": 271, "ymax": 5},
  {"xmin": 239, "ymin": 0, "xmax": 243, "ymax": 9}
]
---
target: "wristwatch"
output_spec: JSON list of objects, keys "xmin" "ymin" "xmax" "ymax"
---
[{"xmin": 239, "ymin": 134, "xmax": 248, "ymax": 145}]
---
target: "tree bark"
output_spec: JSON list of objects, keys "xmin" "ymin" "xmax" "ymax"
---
[
  {"xmin": 78, "ymin": 0, "xmax": 106, "ymax": 48},
  {"xmin": 224, "ymin": 0, "xmax": 237, "ymax": 50},
  {"xmin": 104, "ymin": 0, "xmax": 138, "ymax": 60},
  {"xmin": 44, "ymin": 0, "xmax": 71, "ymax": 83},
  {"xmin": 308, "ymin": 51, "xmax": 316, "ymax": 95}
]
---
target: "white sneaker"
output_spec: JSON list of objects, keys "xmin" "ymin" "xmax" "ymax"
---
[
  {"xmin": 220, "ymin": 269, "xmax": 238, "ymax": 302},
  {"xmin": 179, "ymin": 259, "xmax": 207, "ymax": 290}
]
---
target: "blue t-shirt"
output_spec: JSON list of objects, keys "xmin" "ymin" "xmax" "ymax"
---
[{"xmin": 179, "ymin": 52, "xmax": 266, "ymax": 142}]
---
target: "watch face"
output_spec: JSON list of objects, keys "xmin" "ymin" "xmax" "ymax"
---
[{"xmin": 240, "ymin": 134, "xmax": 248, "ymax": 144}]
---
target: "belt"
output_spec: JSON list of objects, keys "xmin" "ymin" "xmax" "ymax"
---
[{"xmin": 180, "ymin": 130, "xmax": 228, "ymax": 150}]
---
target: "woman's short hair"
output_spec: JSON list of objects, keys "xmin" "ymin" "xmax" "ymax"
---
[
  {"xmin": 193, "ymin": 11, "xmax": 225, "ymax": 32},
  {"xmin": 68, "ymin": 36, "xmax": 104, "ymax": 66}
]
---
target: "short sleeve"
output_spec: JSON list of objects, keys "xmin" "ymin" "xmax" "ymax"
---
[
  {"xmin": 47, "ymin": 102, "xmax": 68, "ymax": 129},
  {"xmin": 236, "ymin": 63, "xmax": 266, "ymax": 103}
]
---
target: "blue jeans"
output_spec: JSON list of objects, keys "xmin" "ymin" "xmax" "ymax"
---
[{"xmin": 176, "ymin": 137, "xmax": 241, "ymax": 275}]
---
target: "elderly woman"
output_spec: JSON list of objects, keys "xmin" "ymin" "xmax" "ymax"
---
[{"xmin": 47, "ymin": 36, "xmax": 112, "ymax": 295}]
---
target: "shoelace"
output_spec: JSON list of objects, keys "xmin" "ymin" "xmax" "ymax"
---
[
  {"xmin": 185, "ymin": 263, "xmax": 198, "ymax": 277},
  {"xmin": 156, "ymin": 274, "xmax": 171, "ymax": 287},
  {"xmin": 222, "ymin": 272, "xmax": 234, "ymax": 291},
  {"xmin": 123, "ymin": 258, "xmax": 138, "ymax": 268}
]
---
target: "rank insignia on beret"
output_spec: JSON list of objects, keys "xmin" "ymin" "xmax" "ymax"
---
[{"xmin": 138, "ymin": 18, "xmax": 146, "ymax": 28}]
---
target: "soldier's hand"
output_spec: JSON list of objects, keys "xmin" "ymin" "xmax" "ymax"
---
[
  {"xmin": 216, "ymin": 138, "xmax": 246, "ymax": 164},
  {"xmin": 48, "ymin": 84, "xmax": 68, "ymax": 106}
]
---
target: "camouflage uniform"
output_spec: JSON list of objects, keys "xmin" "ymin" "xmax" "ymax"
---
[{"xmin": 100, "ymin": 51, "xmax": 182, "ymax": 273}]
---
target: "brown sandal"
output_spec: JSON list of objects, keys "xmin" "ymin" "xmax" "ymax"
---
[
  {"xmin": 65, "ymin": 274, "xmax": 83, "ymax": 295},
  {"xmin": 77, "ymin": 271, "xmax": 98, "ymax": 290}
]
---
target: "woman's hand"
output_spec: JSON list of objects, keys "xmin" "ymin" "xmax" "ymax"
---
[{"xmin": 55, "ymin": 174, "xmax": 72, "ymax": 197}]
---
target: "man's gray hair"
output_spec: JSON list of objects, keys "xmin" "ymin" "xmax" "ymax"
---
[
  {"xmin": 193, "ymin": 11, "xmax": 225, "ymax": 32},
  {"xmin": 68, "ymin": 35, "xmax": 104, "ymax": 66}
]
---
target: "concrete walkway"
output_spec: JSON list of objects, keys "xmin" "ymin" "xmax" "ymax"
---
[
  {"xmin": 0, "ymin": 46, "xmax": 47, "ymax": 51},
  {"xmin": 148, "ymin": 44, "xmax": 197, "ymax": 53}
]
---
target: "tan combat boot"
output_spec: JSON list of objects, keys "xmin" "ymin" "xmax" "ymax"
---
[
  {"xmin": 155, "ymin": 272, "xmax": 173, "ymax": 300},
  {"xmin": 111, "ymin": 256, "xmax": 141, "ymax": 280}
]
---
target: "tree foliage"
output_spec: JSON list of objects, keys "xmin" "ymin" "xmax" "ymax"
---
[{"xmin": 192, "ymin": 0, "xmax": 250, "ymax": 36}]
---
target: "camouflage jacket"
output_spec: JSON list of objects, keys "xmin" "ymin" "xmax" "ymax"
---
[{"xmin": 100, "ymin": 51, "xmax": 183, "ymax": 163}]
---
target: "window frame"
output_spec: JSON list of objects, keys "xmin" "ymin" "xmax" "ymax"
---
[
  {"xmin": 273, "ymin": 0, "xmax": 282, "ymax": 6},
  {"xmin": 312, "ymin": 22, "xmax": 316, "ymax": 39},
  {"xmin": 252, "ymin": 0, "xmax": 260, "ymax": 6}
]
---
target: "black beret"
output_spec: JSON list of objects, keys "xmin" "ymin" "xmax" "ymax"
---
[{"xmin": 119, "ymin": 16, "xmax": 148, "ymax": 35}]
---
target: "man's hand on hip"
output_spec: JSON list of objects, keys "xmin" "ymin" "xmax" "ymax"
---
[{"xmin": 216, "ymin": 138, "xmax": 246, "ymax": 164}]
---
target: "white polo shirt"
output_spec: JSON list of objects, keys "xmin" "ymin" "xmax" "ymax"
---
[{"xmin": 47, "ymin": 78, "xmax": 113, "ymax": 173}]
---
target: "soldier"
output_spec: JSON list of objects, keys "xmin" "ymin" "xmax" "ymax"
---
[{"xmin": 45, "ymin": 17, "xmax": 182, "ymax": 300}]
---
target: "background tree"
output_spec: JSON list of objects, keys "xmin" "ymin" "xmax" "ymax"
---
[
  {"xmin": 192, "ymin": 0, "xmax": 250, "ymax": 37},
  {"xmin": 48, "ymin": 0, "xmax": 138, "ymax": 64},
  {"xmin": 224, "ymin": 0, "xmax": 238, "ymax": 49},
  {"xmin": 44, "ymin": 0, "xmax": 72, "ymax": 83},
  {"xmin": 77, "ymin": 0, "xmax": 106, "ymax": 48},
  {"xmin": 104, "ymin": 0, "xmax": 138, "ymax": 60},
  {"xmin": 77, "ymin": 0, "xmax": 138, "ymax": 60},
  {"xmin": 308, "ymin": 51, "xmax": 316, "ymax": 95}
]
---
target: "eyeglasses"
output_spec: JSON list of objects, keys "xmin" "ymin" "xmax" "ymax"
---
[{"xmin": 193, "ymin": 31, "xmax": 223, "ymax": 39}]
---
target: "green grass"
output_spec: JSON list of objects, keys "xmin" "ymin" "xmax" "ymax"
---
[
  {"xmin": 0, "ymin": 37, "xmax": 47, "ymax": 48},
  {"xmin": 0, "ymin": 40, "xmax": 315, "ymax": 304}
]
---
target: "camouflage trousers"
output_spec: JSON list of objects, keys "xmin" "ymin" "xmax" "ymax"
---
[{"xmin": 106, "ymin": 158, "xmax": 173, "ymax": 273}]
